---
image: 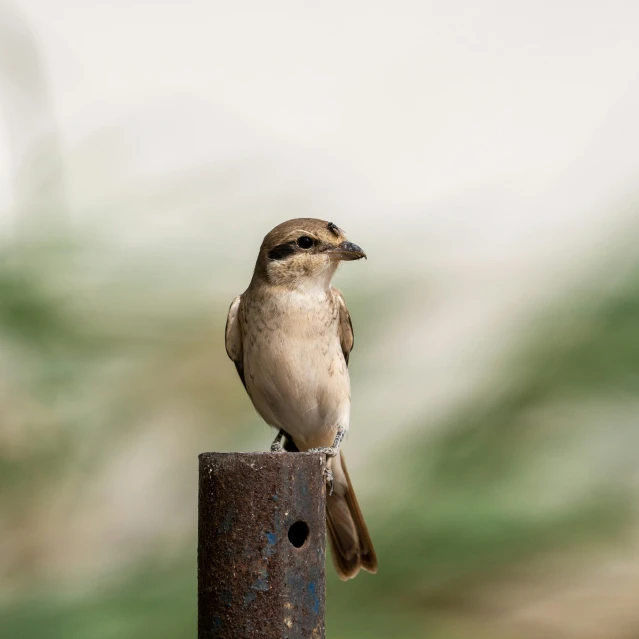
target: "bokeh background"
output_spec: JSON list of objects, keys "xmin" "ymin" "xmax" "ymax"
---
[{"xmin": 2, "ymin": 1, "xmax": 639, "ymax": 638}]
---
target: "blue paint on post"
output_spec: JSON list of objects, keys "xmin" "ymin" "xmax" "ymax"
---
[
  {"xmin": 308, "ymin": 581, "xmax": 320, "ymax": 614},
  {"xmin": 251, "ymin": 567, "xmax": 269, "ymax": 592},
  {"xmin": 264, "ymin": 532, "xmax": 277, "ymax": 558}
]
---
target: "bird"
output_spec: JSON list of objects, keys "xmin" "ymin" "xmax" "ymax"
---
[{"xmin": 224, "ymin": 218, "xmax": 377, "ymax": 580}]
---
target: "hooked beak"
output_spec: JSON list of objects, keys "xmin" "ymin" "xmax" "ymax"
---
[{"xmin": 326, "ymin": 241, "xmax": 367, "ymax": 261}]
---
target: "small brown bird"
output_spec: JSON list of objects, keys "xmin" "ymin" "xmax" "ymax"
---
[{"xmin": 225, "ymin": 218, "xmax": 377, "ymax": 580}]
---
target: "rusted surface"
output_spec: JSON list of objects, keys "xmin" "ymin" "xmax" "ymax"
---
[{"xmin": 198, "ymin": 452, "xmax": 326, "ymax": 639}]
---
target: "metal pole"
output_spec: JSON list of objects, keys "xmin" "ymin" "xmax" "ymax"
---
[{"xmin": 198, "ymin": 452, "xmax": 326, "ymax": 639}]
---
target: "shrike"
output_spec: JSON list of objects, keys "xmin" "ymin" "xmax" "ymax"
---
[{"xmin": 225, "ymin": 218, "xmax": 377, "ymax": 580}]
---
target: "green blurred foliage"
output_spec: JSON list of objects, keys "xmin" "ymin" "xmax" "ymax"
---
[{"xmin": 1, "ymin": 227, "xmax": 638, "ymax": 639}]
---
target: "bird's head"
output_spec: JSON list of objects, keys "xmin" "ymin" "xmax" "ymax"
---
[{"xmin": 252, "ymin": 218, "xmax": 366, "ymax": 290}]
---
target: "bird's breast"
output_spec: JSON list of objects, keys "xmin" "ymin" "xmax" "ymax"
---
[{"xmin": 241, "ymin": 289, "xmax": 350, "ymax": 445}]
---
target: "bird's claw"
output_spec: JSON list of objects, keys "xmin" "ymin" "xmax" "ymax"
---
[
  {"xmin": 323, "ymin": 466, "xmax": 334, "ymax": 496},
  {"xmin": 270, "ymin": 429, "xmax": 286, "ymax": 453},
  {"xmin": 308, "ymin": 446, "xmax": 338, "ymax": 458}
]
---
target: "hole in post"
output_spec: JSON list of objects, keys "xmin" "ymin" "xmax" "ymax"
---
[{"xmin": 288, "ymin": 521, "xmax": 309, "ymax": 548}]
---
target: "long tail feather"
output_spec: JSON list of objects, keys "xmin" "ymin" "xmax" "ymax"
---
[{"xmin": 326, "ymin": 452, "xmax": 377, "ymax": 580}]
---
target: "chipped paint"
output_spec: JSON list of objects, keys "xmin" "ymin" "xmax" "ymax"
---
[
  {"xmin": 198, "ymin": 452, "xmax": 326, "ymax": 638},
  {"xmin": 308, "ymin": 581, "xmax": 320, "ymax": 615},
  {"xmin": 251, "ymin": 566, "xmax": 269, "ymax": 592}
]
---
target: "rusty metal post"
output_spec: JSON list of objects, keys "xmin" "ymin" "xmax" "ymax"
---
[{"xmin": 198, "ymin": 452, "xmax": 326, "ymax": 639}]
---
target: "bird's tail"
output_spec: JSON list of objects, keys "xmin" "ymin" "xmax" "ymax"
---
[{"xmin": 326, "ymin": 451, "xmax": 378, "ymax": 580}]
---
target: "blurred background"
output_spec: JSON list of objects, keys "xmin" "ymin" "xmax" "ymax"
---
[{"xmin": 1, "ymin": 1, "xmax": 639, "ymax": 637}]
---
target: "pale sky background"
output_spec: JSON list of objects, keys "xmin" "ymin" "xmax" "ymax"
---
[{"xmin": 2, "ymin": 1, "xmax": 639, "ymax": 238}]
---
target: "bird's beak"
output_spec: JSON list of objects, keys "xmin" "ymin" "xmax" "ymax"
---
[{"xmin": 326, "ymin": 241, "xmax": 367, "ymax": 261}]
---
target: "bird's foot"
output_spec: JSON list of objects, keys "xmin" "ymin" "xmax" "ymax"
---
[
  {"xmin": 270, "ymin": 429, "xmax": 286, "ymax": 453},
  {"xmin": 307, "ymin": 426, "xmax": 345, "ymax": 460}
]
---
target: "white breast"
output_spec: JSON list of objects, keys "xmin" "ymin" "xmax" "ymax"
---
[{"xmin": 242, "ymin": 288, "xmax": 351, "ymax": 450}]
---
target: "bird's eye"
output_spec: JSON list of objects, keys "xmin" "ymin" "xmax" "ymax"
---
[{"xmin": 297, "ymin": 236, "xmax": 314, "ymax": 249}]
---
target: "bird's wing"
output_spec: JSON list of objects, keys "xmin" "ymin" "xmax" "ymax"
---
[
  {"xmin": 225, "ymin": 295, "xmax": 246, "ymax": 389},
  {"xmin": 331, "ymin": 286, "xmax": 354, "ymax": 366}
]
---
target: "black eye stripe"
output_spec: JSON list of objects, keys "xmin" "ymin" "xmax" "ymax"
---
[
  {"xmin": 267, "ymin": 241, "xmax": 297, "ymax": 261},
  {"xmin": 268, "ymin": 236, "xmax": 318, "ymax": 260}
]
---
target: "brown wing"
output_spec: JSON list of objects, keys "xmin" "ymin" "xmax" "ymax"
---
[
  {"xmin": 331, "ymin": 287, "xmax": 354, "ymax": 366},
  {"xmin": 225, "ymin": 295, "xmax": 246, "ymax": 389}
]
